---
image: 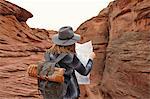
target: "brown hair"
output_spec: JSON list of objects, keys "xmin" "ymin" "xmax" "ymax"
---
[{"xmin": 47, "ymin": 44, "xmax": 75, "ymax": 54}]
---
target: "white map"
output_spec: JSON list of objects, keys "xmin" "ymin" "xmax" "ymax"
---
[{"xmin": 75, "ymin": 41, "xmax": 93, "ymax": 84}]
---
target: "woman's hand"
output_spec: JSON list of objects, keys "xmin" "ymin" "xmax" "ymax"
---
[{"xmin": 89, "ymin": 52, "xmax": 96, "ymax": 60}]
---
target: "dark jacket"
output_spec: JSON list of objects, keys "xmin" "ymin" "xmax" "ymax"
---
[{"xmin": 44, "ymin": 53, "xmax": 93, "ymax": 99}]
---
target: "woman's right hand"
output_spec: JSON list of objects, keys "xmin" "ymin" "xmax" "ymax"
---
[{"xmin": 89, "ymin": 52, "xmax": 96, "ymax": 60}]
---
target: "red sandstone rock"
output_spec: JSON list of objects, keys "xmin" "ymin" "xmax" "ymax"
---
[
  {"xmin": 76, "ymin": 14, "xmax": 109, "ymax": 99},
  {"xmin": 0, "ymin": 0, "xmax": 150, "ymax": 99},
  {"xmin": 0, "ymin": 0, "xmax": 56, "ymax": 98},
  {"xmin": 101, "ymin": 0, "xmax": 150, "ymax": 99},
  {"xmin": 76, "ymin": 0, "xmax": 150, "ymax": 99},
  {"xmin": 0, "ymin": 0, "xmax": 33, "ymax": 22}
]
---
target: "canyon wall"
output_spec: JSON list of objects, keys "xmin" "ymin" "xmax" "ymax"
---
[
  {"xmin": 0, "ymin": 0, "xmax": 56, "ymax": 98},
  {"xmin": 0, "ymin": 0, "xmax": 150, "ymax": 99},
  {"xmin": 76, "ymin": 0, "xmax": 150, "ymax": 98}
]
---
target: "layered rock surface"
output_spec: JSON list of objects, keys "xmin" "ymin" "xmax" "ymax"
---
[
  {"xmin": 0, "ymin": 0, "xmax": 150, "ymax": 99},
  {"xmin": 76, "ymin": 0, "xmax": 150, "ymax": 98},
  {"xmin": 0, "ymin": 0, "xmax": 56, "ymax": 98}
]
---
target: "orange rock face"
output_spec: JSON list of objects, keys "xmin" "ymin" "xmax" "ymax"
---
[
  {"xmin": 76, "ymin": 0, "xmax": 150, "ymax": 99},
  {"xmin": 0, "ymin": 0, "xmax": 150, "ymax": 99},
  {"xmin": 76, "ymin": 11, "xmax": 109, "ymax": 99},
  {"xmin": 0, "ymin": 0, "xmax": 56, "ymax": 98}
]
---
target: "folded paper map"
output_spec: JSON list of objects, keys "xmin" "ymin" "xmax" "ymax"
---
[{"xmin": 75, "ymin": 41, "xmax": 93, "ymax": 84}]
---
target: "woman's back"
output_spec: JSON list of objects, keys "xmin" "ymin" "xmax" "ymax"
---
[
  {"xmin": 38, "ymin": 26, "xmax": 95, "ymax": 99},
  {"xmin": 45, "ymin": 50, "xmax": 93, "ymax": 99}
]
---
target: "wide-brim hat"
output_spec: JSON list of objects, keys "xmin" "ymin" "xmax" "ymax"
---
[{"xmin": 52, "ymin": 26, "xmax": 80, "ymax": 46}]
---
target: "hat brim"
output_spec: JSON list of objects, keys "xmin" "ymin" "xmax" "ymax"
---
[{"xmin": 52, "ymin": 33, "xmax": 80, "ymax": 46}]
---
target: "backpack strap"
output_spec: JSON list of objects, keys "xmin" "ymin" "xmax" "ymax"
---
[
  {"xmin": 49, "ymin": 53, "xmax": 67, "ymax": 73},
  {"xmin": 39, "ymin": 53, "xmax": 67, "ymax": 76},
  {"xmin": 54, "ymin": 53, "xmax": 67, "ymax": 64}
]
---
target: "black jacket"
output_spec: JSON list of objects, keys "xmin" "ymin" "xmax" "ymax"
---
[{"xmin": 44, "ymin": 53, "xmax": 93, "ymax": 99}]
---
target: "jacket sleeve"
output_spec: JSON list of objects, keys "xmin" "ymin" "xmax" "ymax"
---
[{"xmin": 72, "ymin": 55, "xmax": 93, "ymax": 76}]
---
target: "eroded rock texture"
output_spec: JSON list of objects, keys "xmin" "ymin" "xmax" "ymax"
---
[
  {"xmin": 76, "ymin": 8, "xmax": 109, "ymax": 99},
  {"xmin": 0, "ymin": 0, "xmax": 56, "ymax": 98},
  {"xmin": 76, "ymin": 0, "xmax": 150, "ymax": 99},
  {"xmin": 0, "ymin": 0, "xmax": 150, "ymax": 99}
]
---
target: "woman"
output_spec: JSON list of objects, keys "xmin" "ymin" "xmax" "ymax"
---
[{"xmin": 44, "ymin": 26, "xmax": 95, "ymax": 99}]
